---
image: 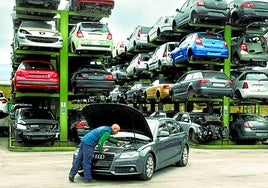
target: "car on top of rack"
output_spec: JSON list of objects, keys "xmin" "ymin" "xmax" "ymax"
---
[
  {"xmin": 147, "ymin": 41, "xmax": 177, "ymax": 72},
  {"xmin": 125, "ymin": 82, "xmax": 149, "ymax": 103},
  {"xmin": 169, "ymin": 70, "xmax": 234, "ymax": 100},
  {"xmin": 231, "ymin": 33, "xmax": 268, "ymax": 67},
  {"xmin": 144, "ymin": 77, "xmax": 173, "ymax": 102},
  {"xmin": 171, "ymin": 31, "xmax": 229, "ymax": 65},
  {"xmin": 12, "ymin": 106, "xmax": 60, "ymax": 144},
  {"xmin": 12, "ymin": 59, "xmax": 60, "ymax": 93},
  {"xmin": 15, "ymin": 0, "xmax": 60, "ymax": 10},
  {"xmin": 69, "ymin": 62, "xmax": 115, "ymax": 95},
  {"xmin": 68, "ymin": 22, "xmax": 114, "ymax": 55},
  {"xmin": 0, "ymin": 91, "xmax": 8, "ymax": 114},
  {"xmin": 126, "ymin": 53, "xmax": 151, "ymax": 78},
  {"xmin": 172, "ymin": 0, "xmax": 230, "ymax": 30},
  {"xmin": 125, "ymin": 26, "xmax": 153, "ymax": 53},
  {"xmin": 229, "ymin": 0, "xmax": 268, "ymax": 26},
  {"xmin": 232, "ymin": 70, "xmax": 268, "ymax": 100},
  {"xmin": 14, "ymin": 20, "xmax": 63, "ymax": 50},
  {"xmin": 73, "ymin": 103, "xmax": 189, "ymax": 180},
  {"xmin": 147, "ymin": 15, "xmax": 174, "ymax": 43},
  {"xmin": 68, "ymin": 0, "xmax": 115, "ymax": 15}
]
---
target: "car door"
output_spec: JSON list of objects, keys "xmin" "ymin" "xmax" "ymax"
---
[
  {"xmin": 174, "ymin": 72, "xmax": 193, "ymax": 98},
  {"xmin": 148, "ymin": 46, "xmax": 160, "ymax": 70},
  {"xmin": 155, "ymin": 121, "xmax": 175, "ymax": 168}
]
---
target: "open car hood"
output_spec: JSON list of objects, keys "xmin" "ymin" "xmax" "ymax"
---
[{"xmin": 82, "ymin": 103, "xmax": 153, "ymax": 140}]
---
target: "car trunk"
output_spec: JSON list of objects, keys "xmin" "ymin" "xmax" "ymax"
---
[{"xmin": 204, "ymin": 0, "xmax": 227, "ymax": 10}]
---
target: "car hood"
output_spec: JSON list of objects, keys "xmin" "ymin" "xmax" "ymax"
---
[{"xmin": 82, "ymin": 103, "xmax": 153, "ymax": 140}]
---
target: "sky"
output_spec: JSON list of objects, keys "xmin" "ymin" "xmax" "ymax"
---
[{"xmin": 0, "ymin": 0, "xmax": 184, "ymax": 82}]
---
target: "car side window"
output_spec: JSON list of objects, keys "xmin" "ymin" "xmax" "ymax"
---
[
  {"xmin": 180, "ymin": 0, "xmax": 189, "ymax": 12},
  {"xmin": 158, "ymin": 123, "xmax": 170, "ymax": 136},
  {"xmin": 167, "ymin": 121, "xmax": 179, "ymax": 134}
]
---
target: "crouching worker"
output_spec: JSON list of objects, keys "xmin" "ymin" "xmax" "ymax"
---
[{"xmin": 69, "ymin": 123, "xmax": 122, "ymax": 183}]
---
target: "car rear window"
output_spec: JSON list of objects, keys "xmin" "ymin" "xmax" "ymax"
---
[
  {"xmin": 246, "ymin": 73, "xmax": 268, "ymax": 80},
  {"xmin": 141, "ymin": 27, "xmax": 151, "ymax": 34},
  {"xmin": 202, "ymin": 72, "xmax": 227, "ymax": 79},
  {"xmin": 81, "ymin": 23, "xmax": 109, "ymax": 32},
  {"xmin": 198, "ymin": 33, "xmax": 223, "ymax": 40},
  {"xmin": 22, "ymin": 62, "xmax": 54, "ymax": 70}
]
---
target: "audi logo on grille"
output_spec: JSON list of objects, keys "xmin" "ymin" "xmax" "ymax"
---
[{"xmin": 94, "ymin": 154, "xmax": 105, "ymax": 159}]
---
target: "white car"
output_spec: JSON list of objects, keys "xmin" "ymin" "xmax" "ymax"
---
[
  {"xmin": 125, "ymin": 26, "xmax": 152, "ymax": 53},
  {"xmin": 147, "ymin": 42, "xmax": 177, "ymax": 71},
  {"xmin": 14, "ymin": 20, "xmax": 63, "ymax": 50},
  {"xmin": 0, "ymin": 91, "xmax": 8, "ymax": 114},
  {"xmin": 69, "ymin": 22, "xmax": 114, "ymax": 55},
  {"xmin": 114, "ymin": 40, "xmax": 127, "ymax": 57},
  {"xmin": 232, "ymin": 70, "xmax": 268, "ymax": 100},
  {"xmin": 126, "ymin": 53, "xmax": 151, "ymax": 77},
  {"xmin": 147, "ymin": 15, "xmax": 174, "ymax": 43}
]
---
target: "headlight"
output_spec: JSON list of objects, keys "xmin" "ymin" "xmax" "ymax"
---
[
  {"xmin": 16, "ymin": 123, "xmax": 27, "ymax": 130},
  {"xmin": 119, "ymin": 151, "xmax": 139, "ymax": 159}
]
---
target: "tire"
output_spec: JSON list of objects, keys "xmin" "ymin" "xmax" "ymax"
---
[
  {"xmin": 175, "ymin": 145, "xmax": 189, "ymax": 167},
  {"xmin": 139, "ymin": 153, "xmax": 154, "ymax": 180},
  {"xmin": 187, "ymin": 88, "xmax": 195, "ymax": 99},
  {"xmin": 190, "ymin": 11, "xmax": 199, "ymax": 24},
  {"xmin": 234, "ymin": 90, "xmax": 242, "ymax": 100}
]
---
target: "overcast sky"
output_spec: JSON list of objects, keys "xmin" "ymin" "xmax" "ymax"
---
[{"xmin": 0, "ymin": 0, "xmax": 184, "ymax": 81}]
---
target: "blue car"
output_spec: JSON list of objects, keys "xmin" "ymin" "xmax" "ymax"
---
[{"xmin": 171, "ymin": 32, "xmax": 229, "ymax": 65}]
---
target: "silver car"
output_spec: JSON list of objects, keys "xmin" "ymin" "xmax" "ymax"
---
[
  {"xmin": 229, "ymin": 0, "xmax": 268, "ymax": 26},
  {"xmin": 170, "ymin": 70, "xmax": 234, "ymax": 100},
  {"xmin": 0, "ymin": 91, "xmax": 8, "ymax": 114},
  {"xmin": 231, "ymin": 34, "xmax": 268, "ymax": 66},
  {"xmin": 172, "ymin": 0, "xmax": 230, "ymax": 30},
  {"xmin": 14, "ymin": 21, "xmax": 63, "ymax": 50},
  {"xmin": 232, "ymin": 70, "xmax": 268, "ymax": 99},
  {"xmin": 147, "ymin": 42, "xmax": 177, "ymax": 71},
  {"xmin": 125, "ymin": 26, "xmax": 152, "ymax": 53},
  {"xmin": 147, "ymin": 16, "xmax": 174, "ymax": 43},
  {"xmin": 126, "ymin": 53, "xmax": 151, "ymax": 77}
]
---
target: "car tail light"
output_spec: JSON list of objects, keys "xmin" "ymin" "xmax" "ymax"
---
[
  {"xmin": 227, "ymin": 80, "xmax": 233, "ymax": 86},
  {"xmin": 240, "ymin": 41, "xmax": 247, "ymax": 51},
  {"xmin": 137, "ymin": 29, "xmax": 141, "ymax": 38},
  {"xmin": 81, "ymin": 73, "xmax": 87, "ymax": 79},
  {"xmin": 198, "ymin": 79, "xmax": 210, "ymax": 84},
  {"xmin": 119, "ymin": 44, "xmax": 125, "ymax": 48},
  {"xmin": 107, "ymin": 32, "xmax": 112, "ymax": 40},
  {"xmin": 16, "ymin": 70, "xmax": 27, "ymax": 77},
  {"xmin": 196, "ymin": 0, "xmax": 205, "ymax": 6},
  {"xmin": 76, "ymin": 30, "xmax": 84, "ymax": 38},
  {"xmin": 242, "ymin": 122, "xmax": 251, "ymax": 128},
  {"xmin": 242, "ymin": 82, "xmax": 249, "ymax": 89},
  {"xmin": 195, "ymin": 35, "xmax": 203, "ymax": 46},
  {"xmin": 0, "ymin": 98, "xmax": 7, "ymax": 104},
  {"xmin": 163, "ymin": 50, "xmax": 167, "ymax": 57},
  {"xmin": 241, "ymin": 2, "xmax": 256, "ymax": 8},
  {"xmin": 105, "ymin": 75, "xmax": 114, "ymax": 80},
  {"xmin": 75, "ymin": 121, "xmax": 88, "ymax": 129},
  {"xmin": 137, "ymin": 56, "xmax": 141, "ymax": 65},
  {"xmin": 163, "ymin": 84, "xmax": 170, "ymax": 89}
]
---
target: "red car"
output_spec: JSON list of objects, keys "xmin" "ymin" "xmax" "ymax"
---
[
  {"xmin": 69, "ymin": 0, "xmax": 115, "ymax": 15},
  {"xmin": 13, "ymin": 60, "xmax": 60, "ymax": 92}
]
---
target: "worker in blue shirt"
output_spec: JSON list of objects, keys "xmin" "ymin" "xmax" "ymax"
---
[{"xmin": 69, "ymin": 123, "xmax": 122, "ymax": 183}]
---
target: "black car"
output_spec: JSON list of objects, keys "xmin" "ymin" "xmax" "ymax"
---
[
  {"xmin": 229, "ymin": 113, "xmax": 268, "ymax": 144},
  {"xmin": 12, "ymin": 107, "xmax": 60, "ymax": 144},
  {"xmin": 73, "ymin": 103, "xmax": 189, "ymax": 180},
  {"xmin": 173, "ymin": 112, "xmax": 229, "ymax": 143},
  {"xmin": 70, "ymin": 63, "xmax": 115, "ymax": 95},
  {"xmin": 125, "ymin": 83, "xmax": 149, "ymax": 103}
]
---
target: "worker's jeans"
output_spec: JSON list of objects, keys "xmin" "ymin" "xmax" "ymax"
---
[{"xmin": 69, "ymin": 142, "xmax": 94, "ymax": 181}]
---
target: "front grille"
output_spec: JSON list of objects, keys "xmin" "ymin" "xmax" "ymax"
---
[
  {"xmin": 92, "ymin": 153, "xmax": 114, "ymax": 170},
  {"xmin": 26, "ymin": 36, "xmax": 59, "ymax": 43}
]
